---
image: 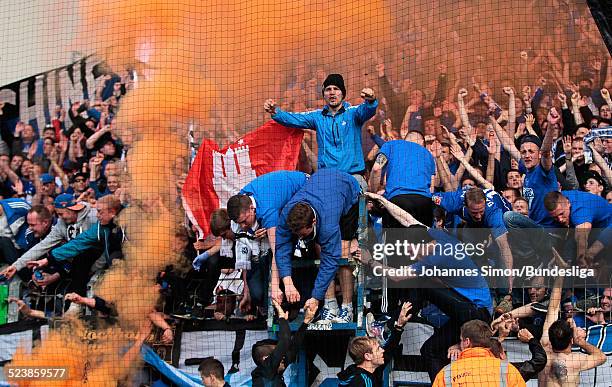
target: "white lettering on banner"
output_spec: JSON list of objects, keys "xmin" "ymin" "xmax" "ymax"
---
[
  {"xmin": 212, "ymin": 145, "xmax": 257, "ymax": 208},
  {"xmin": 46, "ymin": 70, "xmax": 58, "ymax": 114},
  {"xmin": 84, "ymin": 60, "xmax": 99, "ymax": 101},
  {"xmin": 58, "ymin": 62, "xmax": 84, "ymax": 128},
  {"xmin": 19, "ymin": 80, "xmax": 36, "ymax": 126},
  {"xmin": 2, "ymin": 57, "xmax": 105, "ymax": 129}
]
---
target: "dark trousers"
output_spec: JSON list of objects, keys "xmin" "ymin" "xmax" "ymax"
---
[
  {"xmin": 66, "ymin": 252, "xmax": 100, "ymax": 296},
  {"xmin": 198, "ymin": 253, "xmax": 235, "ymax": 306},
  {"xmin": 246, "ymin": 251, "xmax": 271, "ymax": 312},
  {"xmin": 382, "ymin": 194, "xmax": 433, "ymax": 229},
  {"xmin": 0, "ymin": 236, "xmax": 20, "ymax": 265},
  {"xmin": 382, "ymin": 194, "xmax": 433, "ymax": 268},
  {"xmin": 390, "ymin": 286, "xmax": 491, "ymax": 381}
]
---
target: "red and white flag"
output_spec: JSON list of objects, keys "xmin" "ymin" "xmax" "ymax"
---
[{"xmin": 182, "ymin": 120, "xmax": 304, "ymax": 236}]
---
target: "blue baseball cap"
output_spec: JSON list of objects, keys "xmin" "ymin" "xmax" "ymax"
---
[
  {"xmin": 54, "ymin": 193, "xmax": 85, "ymax": 210},
  {"xmin": 40, "ymin": 173, "xmax": 54, "ymax": 184}
]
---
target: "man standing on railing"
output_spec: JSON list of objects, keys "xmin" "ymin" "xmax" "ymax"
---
[{"xmin": 264, "ymin": 73, "xmax": 377, "ymax": 191}]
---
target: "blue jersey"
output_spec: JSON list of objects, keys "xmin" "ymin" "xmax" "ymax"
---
[
  {"xmin": 272, "ymin": 100, "xmax": 378, "ymax": 174},
  {"xmin": 0, "ymin": 198, "xmax": 31, "ymax": 249},
  {"xmin": 523, "ymin": 164, "xmax": 558, "ymax": 227},
  {"xmin": 410, "ymin": 229, "xmax": 493, "ymax": 313},
  {"xmin": 275, "ymin": 169, "xmax": 360, "ymax": 300},
  {"xmin": 563, "ymin": 190, "xmax": 612, "ymax": 228},
  {"xmin": 239, "ymin": 171, "xmax": 309, "ymax": 229},
  {"xmin": 379, "ymin": 140, "xmax": 435, "ymax": 199},
  {"xmin": 432, "ymin": 187, "xmax": 512, "ymax": 239}
]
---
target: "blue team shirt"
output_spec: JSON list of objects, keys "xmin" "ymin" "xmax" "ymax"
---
[
  {"xmin": 410, "ymin": 229, "xmax": 493, "ymax": 312},
  {"xmin": 379, "ymin": 140, "xmax": 435, "ymax": 199},
  {"xmin": 523, "ymin": 164, "xmax": 558, "ymax": 227},
  {"xmin": 275, "ymin": 169, "xmax": 360, "ymax": 300},
  {"xmin": 563, "ymin": 190, "xmax": 612, "ymax": 228},
  {"xmin": 432, "ymin": 187, "xmax": 512, "ymax": 239},
  {"xmin": 239, "ymin": 171, "xmax": 309, "ymax": 229}
]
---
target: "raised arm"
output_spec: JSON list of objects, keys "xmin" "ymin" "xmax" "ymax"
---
[
  {"xmin": 485, "ymin": 131, "xmax": 498, "ymax": 187},
  {"xmin": 541, "ymin": 249, "xmax": 566, "ymax": 348},
  {"xmin": 457, "ymin": 88, "xmax": 473, "ymax": 132},
  {"xmin": 503, "ymin": 87, "xmax": 516, "ymax": 137},
  {"xmin": 589, "ymin": 141, "xmax": 612, "ymax": 186},
  {"xmin": 571, "ymin": 318, "xmax": 606, "ymax": 371},
  {"xmin": 570, "ymin": 92, "xmax": 585, "ymax": 125},
  {"xmin": 601, "ymin": 88, "xmax": 612, "ymax": 111},
  {"xmin": 365, "ymin": 192, "xmax": 426, "ymax": 228},
  {"xmin": 264, "ymin": 99, "xmax": 317, "ymax": 130},
  {"xmin": 354, "ymin": 88, "xmax": 378, "ymax": 124},
  {"xmin": 450, "ymin": 144, "xmax": 494, "ymax": 189},
  {"xmin": 490, "ymin": 116, "xmax": 521, "ymax": 161},
  {"xmin": 435, "ymin": 154, "xmax": 455, "ymax": 192},
  {"xmin": 85, "ymin": 125, "xmax": 111, "ymax": 150},
  {"xmin": 558, "ymin": 135, "xmax": 580, "ymax": 189},
  {"xmin": 540, "ymin": 108, "xmax": 560, "ymax": 171}
]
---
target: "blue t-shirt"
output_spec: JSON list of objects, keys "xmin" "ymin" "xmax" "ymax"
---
[
  {"xmin": 410, "ymin": 229, "xmax": 492, "ymax": 312},
  {"xmin": 379, "ymin": 140, "xmax": 434, "ymax": 199},
  {"xmin": 239, "ymin": 171, "xmax": 309, "ymax": 229},
  {"xmin": 563, "ymin": 190, "xmax": 612, "ymax": 228},
  {"xmin": 523, "ymin": 164, "xmax": 558, "ymax": 227}
]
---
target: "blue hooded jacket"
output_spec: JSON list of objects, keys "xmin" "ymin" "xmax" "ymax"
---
[
  {"xmin": 271, "ymin": 100, "xmax": 378, "ymax": 174},
  {"xmin": 275, "ymin": 169, "xmax": 360, "ymax": 300}
]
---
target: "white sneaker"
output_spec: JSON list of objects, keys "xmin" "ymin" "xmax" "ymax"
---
[
  {"xmin": 333, "ymin": 305, "xmax": 353, "ymax": 323},
  {"xmin": 319, "ymin": 307, "xmax": 337, "ymax": 322}
]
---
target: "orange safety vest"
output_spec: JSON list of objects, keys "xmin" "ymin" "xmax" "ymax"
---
[{"xmin": 433, "ymin": 347, "xmax": 526, "ymax": 387}]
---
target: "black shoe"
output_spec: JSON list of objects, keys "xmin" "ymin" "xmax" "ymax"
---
[
  {"xmin": 171, "ymin": 304, "xmax": 193, "ymax": 319},
  {"xmin": 228, "ymin": 363, "xmax": 239, "ymax": 374},
  {"xmin": 191, "ymin": 304, "xmax": 206, "ymax": 319}
]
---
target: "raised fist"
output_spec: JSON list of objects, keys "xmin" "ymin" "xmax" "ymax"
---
[
  {"xmin": 360, "ymin": 88, "xmax": 376, "ymax": 102},
  {"xmin": 557, "ymin": 92, "xmax": 567, "ymax": 104},
  {"xmin": 263, "ymin": 99, "xmax": 277, "ymax": 115},
  {"xmin": 458, "ymin": 88, "xmax": 468, "ymax": 99}
]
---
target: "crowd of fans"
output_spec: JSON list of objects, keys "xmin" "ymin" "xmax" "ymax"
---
[{"xmin": 1, "ymin": 12, "xmax": 612, "ymax": 385}]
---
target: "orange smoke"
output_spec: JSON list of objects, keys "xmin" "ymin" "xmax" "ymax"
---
[
  {"xmin": 76, "ymin": 0, "xmax": 394, "ymax": 134},
  {"xmin": 8, "ymin": 319, "xmax": 138, "ymax": 386}
]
